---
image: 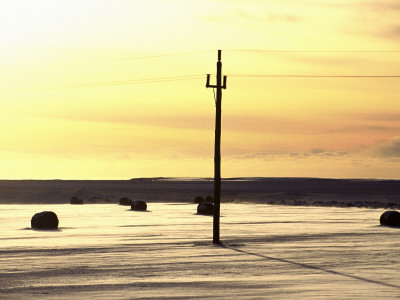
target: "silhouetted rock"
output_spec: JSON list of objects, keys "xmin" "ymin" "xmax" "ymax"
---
[
  {"xmin": 119, "ymin": 197, "xmax": 132, "ymax": 206},
  {"xmin": 31, "ymin": 211, "xmax": 59, "ymax": 229},
  {"xmin": 72, "ymin": 188, "xmax": 106, "ymax": 203},
  {"xmin": 70, "ymin": 197, "xmax": 83, "ymax": 204},
  {"xmin": 371, "ymin": 202, "xmax": 380, "ymax": 208},
  {"xmin": 380, "ymin": 211, "xmax": 400, "ymax": 227},
  {"xmin": 293, "ymin": 200, "xmax": 307, "ymax": 206},
  {"xmin": 205, "ymin": 195, "xmax": 214, "ymax": 203},
  {"xmin": 197, "ymin": 202, "xmax": 214, "ymax": 215},
  {"xmin": 194, "ymin": 196, "xmax": 205, "ymax": 203},
  {"xmin": 131, "ymin": 200, "xmax": 147, "ymax": 211}
]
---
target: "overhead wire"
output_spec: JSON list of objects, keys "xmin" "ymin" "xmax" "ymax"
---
[
  {"xmin": 4, "ymin": 73, "xmax": 400, "ymax": 93},
  {"xmin": 2, "ymin": 49, "xmax": 400, "ymax": 92},
  {"xmin": 226, "ymin": 49, "xmax": 400, "ymax": 53},
  {"xmin": 3, "ymin": 49, "xmax": 400, "ymax": 71},
  {"xmin": 0, "ymin": 50, "xmax": 214, "ymax": 70},
  {"xmin": 1, "ymin": 74, "xmax": 205, "ymax": 92},
  {"xmin": 228, "ymin": 74, "xmax": 400, "ymax": 78}
]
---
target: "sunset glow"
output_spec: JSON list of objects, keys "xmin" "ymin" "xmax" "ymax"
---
[{"xmin": 1, "ymin": 0, "xmax": 400, "ymax": 179}]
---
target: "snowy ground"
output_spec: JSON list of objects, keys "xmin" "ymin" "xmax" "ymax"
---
[{"xmin": 0, "ymin": 203, "xmax": 399, "ymax": 299}]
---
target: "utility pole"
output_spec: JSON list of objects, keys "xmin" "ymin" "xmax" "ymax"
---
[{"xmin": 206, "ymin": 50, "xmax": 227, "ymax": 244}]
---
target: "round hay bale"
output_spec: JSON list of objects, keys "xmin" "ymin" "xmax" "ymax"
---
[
  {"xmin": 31, "ymin": 211, "xmax": 59, "ymax": 230},
  {"xmin": 197, "ymin": 202, "xmax": 214, "ymax": 215},
  {"xmin": 194, "ymin": 196, "xmax": 205, "ymax": 203},
  {"xmin": 70, "ymin": 197, "xmax": 83, "ymax": 204},
  {"xmin": 131, "ymin": 200, "xmax": 147, "ymax": 211},
  {"xmin": 205, "ymin": 195, "xmax": 214, "ymax": 203},
  {"xmin": 119, "ymin": 197, "xmax": 132, "ymax": 206},
  {"xmin": 380, "ymin": 211, "xmax": 400, "ymax": 226}
]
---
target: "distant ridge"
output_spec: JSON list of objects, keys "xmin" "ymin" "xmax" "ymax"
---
[
  {"xmin": 1, "ymin": 177, "xmax": 400, "ymax": 207},
  {"xmin": 129, "ymin": 177, "xmax": 400, "ymax": 183}
]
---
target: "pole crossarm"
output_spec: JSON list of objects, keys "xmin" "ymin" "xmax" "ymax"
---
[
  {"xmin": 206, "ymin": 74, "xmax": 227, "ymax": 89},
  {"xmin": 205, "ymin": 49, "xmax": 227, "ymax": 244}
]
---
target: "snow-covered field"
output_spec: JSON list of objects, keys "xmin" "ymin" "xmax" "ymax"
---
[{"xmin": 0, "ymin": 203, "xmax": 399, "ymax": 299}]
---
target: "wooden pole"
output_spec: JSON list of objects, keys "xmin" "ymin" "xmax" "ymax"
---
[
  {"xmin": 213, "ymin": 50, "xmax": 222, "ymax": 244},
  {"xmin": 206, "ymin": 50, "xmax": 227, "ymax": 244}
]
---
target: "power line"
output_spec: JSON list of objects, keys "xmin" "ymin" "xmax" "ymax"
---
[
  {"xmin": 3, "ymin": 49, "xmax": 400, "ymax": 71},
  {"xmin": 0, "ymin": 74, "xmax": 204, "ymax": 92},
  {"xmin": 4, "ymin": 73, "xmax": 400, "ymax": 93},
  {"xmin": 228, "ymin": 74, "xmax": 400, "ymax": 78},
  {"xmin": 0, "ymin": 50, "xmax": 214, "ymax": 70},
  {"xmin": 226, "ymin": 49, "xmax": 400, "ymax": 53}
]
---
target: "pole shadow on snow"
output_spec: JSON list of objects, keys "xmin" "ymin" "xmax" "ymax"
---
[{"xmin": 217, "ymin": 243, "xmax": 400, "ymax": 290}]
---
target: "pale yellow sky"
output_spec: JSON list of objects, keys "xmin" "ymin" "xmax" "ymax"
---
[{"xmin": 1, "ymin": 0, "xmax": 400, "ymax": 179}]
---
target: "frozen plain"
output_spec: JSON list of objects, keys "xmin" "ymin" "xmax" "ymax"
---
[{"xmin": 0, "ymin": 203, "xmax": 399, "ymax": 299}]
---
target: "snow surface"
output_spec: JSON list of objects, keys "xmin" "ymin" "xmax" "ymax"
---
[{"xmin": 0, "ymin": 203, "xmax": 399, "ymax": 299}]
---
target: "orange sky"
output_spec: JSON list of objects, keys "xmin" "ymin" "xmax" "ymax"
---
[{"xmin": 1, "ymin": 0, "xmax": 400, "ymax": 179}]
